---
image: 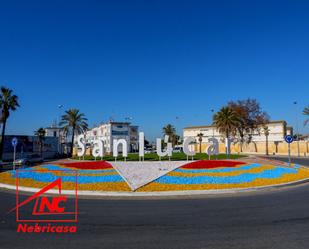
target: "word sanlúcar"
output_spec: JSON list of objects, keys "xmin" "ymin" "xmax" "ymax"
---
[{"xmin": 76, "ymin": 133, "xmax": 231, "ymax": 159}]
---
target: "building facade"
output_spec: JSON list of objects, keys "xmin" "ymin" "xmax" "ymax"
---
[
  {"xmin": 182, "ymin": 120, "xmax": 308, "ymax": 156},
  {"xmin": 80, "ymin": 121, "xmax": 139, "ymax": 153},
  {"xmin": 183, "ymin": 120, "xmax": 293, "ymax": 143}
]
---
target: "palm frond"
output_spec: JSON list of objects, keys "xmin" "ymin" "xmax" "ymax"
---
[
  {"xmin": 213, "ymin": 106, "xmax": 241, "ymax": 138},
  {"xmin": 0, "ymin": 86, "xmax": 20, "ymax": 122},
  {"xmin": 303, "ymin": 106, "xmax": 309, "ymax": 116}
]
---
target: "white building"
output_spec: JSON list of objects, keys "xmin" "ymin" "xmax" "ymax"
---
[
  {"xmin": 183, "ymin": 120, "xmax": 293, "ymax": 143},
  {"xmin": 45, "ymin": 125, "xmax": 69, "ymax": 155},
  {"xmin": 45, "ymin": 126, "xmax": 62, "ymax": 138},
  {"xmin": 81, "ymin": 121, "xmax": 139, "ymax": 153}
]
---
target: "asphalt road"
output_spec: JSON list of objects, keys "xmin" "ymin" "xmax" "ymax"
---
[
  {"xmin": 263, "ymin": 156, "xmax": 309, "ymax": 167},
  {"xmin": 1, "ymin": 184, "xmax": 309, "ymax": 249}
]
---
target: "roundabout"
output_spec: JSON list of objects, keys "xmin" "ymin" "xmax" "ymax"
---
[
  {"xmin": 1, "ymin": 157, "xmax": 309, "ymax": 249},
  {"xmin": 1, "ymin": 158, "xmax": 309, "ymax": 196}
]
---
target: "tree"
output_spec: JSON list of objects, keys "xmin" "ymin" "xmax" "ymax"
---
[
  {"xmin": 213, "ymin": 106, "xmax": 241, "ymax": 157},
  {"xmin": 162, "ymin": 124, "xmax": 177, "ymax": 146},
  {"xmin": 0, "ymin": 87, "xmax": 20, "ymax": 161},
  {"xmin": 228, "ymin": 99, "xmax": 269, "ymax": 152},
  {"xmin": 174, "ymin": 135, "xmax": 182, "ymax": 146},
  {"xmin": 304, "ymin": 106, "xmax": 309, "ymax": 126},
  {"xmin": 34, "ymin": 127, "xmax": 46, "ymax": 158},
  {"xmin": 144, "ymin": 139, "xmax": 150, "ymax": 147},
  {"xmin": 59, "ymin": 109, "xmax": 88, "ymax": 157},
  {"xmin": 197, "ymin": 133, "xmax": 204, "ymax": 153}
]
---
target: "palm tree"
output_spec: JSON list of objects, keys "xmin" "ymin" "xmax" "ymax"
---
[
  {"xmin": 34, "ymin": 127, "xmax": 46, "ymax": 158},
  {"xmin": 263, "ymin": 126, "xmax": 270, "ymax": 155},
  {"xmin": 59, "ymin": 109, "xmax": 88, "ymax": 157},
  {"xmin": 197, "ymin": 133, "xmax": 204, "ymax": 153},
  {"xmin": 174, "ymin": 135, "xmax": 182, "ymax": 146},
  {"xmin": 162, "ymin": 124, "xmax": 177, "ymax": 146},
  {"xmin": 0, "ymin": 87, "xmax": 20, "ymax": 161},
  {"xmin": 213, "ymin": 106, "xmax": 240, "ymax": 157},
  {"xmin": 304, "ymin": 106, "xmax": 309, "ymax": 126}
]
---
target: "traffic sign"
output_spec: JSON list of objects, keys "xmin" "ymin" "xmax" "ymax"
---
[
  {"xmin": 11, "ymin": 137, "xmax": 18, "ymax": 171},
  {"xmin": 284, "ymin": 135, "xmax": 294, "ymax": 166},
  {"xmin": 11, "ymin": 137, "xmax": 18, "ymax": 147},
  {"xmin": 284, "ymin": 135, "xmax": 294, "ymax": 144}
]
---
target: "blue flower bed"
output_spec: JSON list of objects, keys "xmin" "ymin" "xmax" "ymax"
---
[
  {"xmin": 155, "ymin": 166, "xmax": 297, "ymax": 184},
  {"xmin": 10, "ymin": 165, "xmax": 124, "ymax": 183}
]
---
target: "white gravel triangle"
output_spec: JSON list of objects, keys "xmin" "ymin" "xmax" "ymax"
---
[{"xmin": 110, "ymin": 161, "xmax": 188, "ymax": 191}]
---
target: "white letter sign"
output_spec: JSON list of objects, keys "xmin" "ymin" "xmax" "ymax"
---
[
  {"xmin": 77, "ymin": 134, "xmax": 86, "ymax": 157},
  {"xmin": 139, "ymin": 132, "xmax": 144, "ymax": 158},
  {"xmin": 92, "ymin": 140, "xmax": 104, "ymax": 158},
  {"xmin": 156, "ymin": 135, "xmax": 173, "ymax": 158},
  {"xmin": 207, "ymin": 137, "xmax": 219, "ymax": 158},
  {"xmin": 183, "ymin": 137, "xmax": 196, "ymax": 156},
  {"xmin": 113, "ymin": 139, "xmax": 128, "ymax": 158}
]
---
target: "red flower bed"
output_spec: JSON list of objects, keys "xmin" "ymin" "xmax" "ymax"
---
[
  {"xmin": 59, "ymin": 161, "xmax": 113, "ymax": 170},
  {"xmin": 181, "ymin": 160, "xmax": 246, "ymax": 169}
]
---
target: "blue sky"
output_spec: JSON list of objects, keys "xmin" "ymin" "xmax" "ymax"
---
[{"xmin": 1, "ymin": 0, "xmax": 309, "ymax": 141}]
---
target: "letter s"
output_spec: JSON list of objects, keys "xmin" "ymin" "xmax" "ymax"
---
[{"xmin": 77, "ymin": 134, "xmax": 85, "ymax": 157}]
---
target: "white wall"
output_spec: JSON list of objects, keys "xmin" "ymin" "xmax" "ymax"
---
[{"xmin": 183, "ymin": 122, "xmax": 288, "ymax": 143}]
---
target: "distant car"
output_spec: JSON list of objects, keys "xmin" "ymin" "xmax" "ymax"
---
[
  {"xmin": 14, "ymin": 154, "xmax": 43, "ymax": 166},
  {"xmin": 144, "ymin": 148, "xmax": 153, "ymax": 154},
  {"xmin": 173, "ymin": 147, "xmax": 183, "ymax": 153}
]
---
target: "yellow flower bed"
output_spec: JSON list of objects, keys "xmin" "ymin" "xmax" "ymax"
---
[
  {"xmin": 138, "ymin": 167, "xmax": 309, "ymax": 191},
  {"xmin": 0, "ymin": 171, "xmax": 131, "ymax": 191},
  {"xmin": 168, "ymin": 165, "xmax": 275, "ymax": 177}
]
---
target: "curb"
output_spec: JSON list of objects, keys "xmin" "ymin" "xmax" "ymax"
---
[{"xmin": 1, "ymin": 177, "xmax": 309, "ymax": 197}]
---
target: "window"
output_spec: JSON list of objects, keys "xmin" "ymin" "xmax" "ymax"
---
[{"xmin": 112, "ymin": 131, "xmax": 129, "ymax": 136}]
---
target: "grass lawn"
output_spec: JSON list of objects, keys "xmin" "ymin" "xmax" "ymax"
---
[{"xmin": 72, "ymin": 153, "xmax": 247, "ymax": 161}]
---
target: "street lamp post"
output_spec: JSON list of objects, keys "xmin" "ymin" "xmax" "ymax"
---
[
  {"xmin": 197, "ymin": 133, "xmax": 204, "ymax": 154},
  {"xmin": 211, "ymin": 109, "xmax": 217, "ymax": 159},
  {"xmin": 175, "ymin": 116, "xmax": 181, "ymax": 146},
  {"xmin": 211, "ymin": 109, "xmax": 215, "ymax": 138},
  {"xmin": 263, "ymin": 126, "xmax": 270, "ymax": 156},
  {"xmin": 58, "ymin": 104, "xmax": 63, "ymax": 155},
  {"xmin": 125, "ymin": 117, "xmax": 133, "ymax": 153},
  {"xmin": 293, "ymin": 101, "xmax": 300, "ymax": 157},
  {"xmin": 58, "ymin": 104, "xmax": 63, "ymax": 125}
]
